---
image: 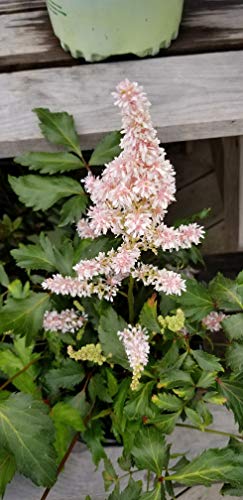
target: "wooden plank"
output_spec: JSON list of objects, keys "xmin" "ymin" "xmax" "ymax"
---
[
  {"xmin": 168, "ymin": 139, "xmax": 213, "ymax": 190},
  {"xmin": 202, "ymin": 220, "xmax": 226, "ymax": 255},
  {"xmin": 171, "ymin": 0, "xmax": 243, "ymax": 55},
  {"xmin": 167, "ymin": 172, "xmax": 223, "ymax": 228},
  {"xmin": 1, "ymin": 51, "xmax": 243, "ymax": 157},
  {"xmin": 222, "ymin": 137, "xmax": 240, "ymax": 251},
  {"xmin": 238, "ymin": 136, "xmax": 243, "ymax": 249},
  {"xmin": 178, "ymin": 484, "xmax": 240, "ymax": 500},
  {"xmin": 1, "ymin": 1, "xmax": 243, "ymax": 71}
]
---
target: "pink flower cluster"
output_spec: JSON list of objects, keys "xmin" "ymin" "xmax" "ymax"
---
[
  {"xmin": 43, "ymin": 309, "xmax": 87, "ymax": 334},
  {"xmin": 202, "ymin": 311, "xmax": 226, "ymax": 332},
  {"xmin": 42, "ymin": 80, "xmax": 204, "ymax": 301},
  {"xmin": 118, "ymin": 324, "xmax": 150, "ymax": 390}
]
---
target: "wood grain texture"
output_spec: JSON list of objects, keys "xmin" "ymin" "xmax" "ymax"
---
[
  {"xmin": 222, "ymin": 136, "xmax": 240, "ymax": 251},
  {"xmin": 1, "ymin": 0, "xmax": 243, "ymax": 71},
  {"xmin": 1, "ymin": 50, "xmax": 243, "ymax": 157}
]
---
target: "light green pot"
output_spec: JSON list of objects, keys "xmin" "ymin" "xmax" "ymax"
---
[{"xmin": 46, "ymin": 0, "xmax": 184, "ymax": 62}]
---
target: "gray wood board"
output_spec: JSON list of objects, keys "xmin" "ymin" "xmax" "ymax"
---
[
  {"xmin": 1, "ymin": 51, "xmax": 243, "ymax": 157},
  {"xmin": 1, "ymin": 1, "xmax": 243, "ymax": 71},
  {"xmin": 4, "ymin": 406, "xmax": 238, "ymax": 499}
]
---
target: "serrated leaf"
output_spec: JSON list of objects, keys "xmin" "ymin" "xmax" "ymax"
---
[
  {"xmin": 209, "ymin": 274, "xmax": 243, "ymax": 312},
  {"xmin": 140, "ymin": 484, "xmax": 164, "ymax": 500},
  {"xmin": 131, "ymin": 426, "xmax": 168, "ymax": 475},
  {"xmin": 33, "ymin": 108, "xmax": 81, "ymax": 155},
  {"xmin": 222, "ymin": 313, "xmax": 243, "ymax": 341},
  {"xmin": 59, "ymin": 194, "xmax": 88, "ymax": 226},
  {"xmin": 148, "ymin": 412, "xmax": 180, "ymax": 434},
  {"xmin": 191, "ymin": 350, "xmax": 223, "ymax": 372},
  {"xmin": 168, "ymin": 447, "xmax": 241, "ymax": 487},
  {"xmin": 221, "ymin": 484, "xmax": 243, "ymax": 496},
  {"xmin": 0, "ymin": 449, "xmax": 16, "ymax": 497},
  {"xmin": 139, "ymin": 296, "xmax": 161, "ymax": 333},
  {"xmin": 152, "ymin": 393, "xmax": 183, "ymax": 412},
  {"xmin": 9, "ymin": 175, "xmax": 84, "ymax": 211},
  {"xmin": 179, "ymin": 279, "xmax": 214, "ymax": 321},
  {"xmin": 15, "ymin": 151, "xmax": 84, "ymax": 174},
  {"xmin": 124, "ymin": 382, "xmax": 155, "ymax": 420},
  {"xmin": 0, "ymin": 292, "xmax": 50, "ymax": 344},
  {"xmin": 158, "ymin": 369, "xmax": 193, "ymax": 389},
  {"xmin": 44, "ymin": 359, "xmax": 85, "ymax": 394},
  {"xmin": 226, "ymin": 343, "xmax": 243, "ymax": 372},
  {"xmin": 102, "ymin": 457, "xmax": 118, "ymax": 492},
  {"xmin": 73, "ymin": 236, "xmax": 121, "ymax": 265},
  {"xmin": 203, "ymin": 391, "xmax": 227, "ymax": 405},
  {"xmin": 98, "ymin": 306, "xmax": 129, "ymax": 369},
  {"xmin": 219, "ymin": 377, "xmax": 243, "ymax": 430},
  {"xmin": 108, "ymin": 479, "xmax": 142, "ymax": 500},
  {"xmin": 0, "ymin": 337, "xmax": 39, "ymax": 395},
  {"xmin": 185, "ymin": 407, "xmax": 203, "ymax": 428},
  {"xmin": 0, "ymin": 393, "xmax": 57, "ymax": 487},
  {"xmin": 89, "ymin": 131, "xmax": 121, "ymax": 166},
  {"xmin": 196, "ymin": 371, "xmax": 217, "ymax": 389},
  {"xmin": 11, "ymin": 233, "xmax": 74, "ymax": 275},
  {"xmin": 0, "ymin": 264, "xmax": 9, "ymax": 288},
  {"xmin": 52, "ymin": 401, "xmax": 84, "ymax": 461},
  {"xmin": 83, "ymin": 421, "xmax": 106, "ymax": 466}
]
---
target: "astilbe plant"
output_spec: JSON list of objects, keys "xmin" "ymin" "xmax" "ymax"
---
[{"xmin": 1, "ymin": 81, "xmax": 243, "ymax": 499}]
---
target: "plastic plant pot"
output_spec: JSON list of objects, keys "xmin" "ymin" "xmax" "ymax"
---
[{"xmin": 46, "ymin": 0, "xmax": 184, "ymax": 62}]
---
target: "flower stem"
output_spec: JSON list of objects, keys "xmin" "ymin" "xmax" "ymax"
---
[
  {"xmin": 128, "ymin": 276, "xmax": 135, "ymax": 324},
  {"xmin": 0, "ymin": 356, "xmax": 41, "ymax": 392},
  {"xmin": 176, "ymin": 422, "xmax": 243, "ymax": 441}
]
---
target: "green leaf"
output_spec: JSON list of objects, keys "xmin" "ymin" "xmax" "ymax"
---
[
  {"xmin": 52, "ymin": 402, "xmax": 85, "ymax": 461},
  {"xmin": 179, "ymin": 279, "xmax": 214, "ymax": 321},
  {"xmin": 0, "ymin": 393, "xmax": 57, "ymax": 487},
  {"xmin": 89, "ymin": 131, "xmax": 121, "ymax": 166},
  {"xmin": 98, "ymin": 306, "xmax": 129, "ymax": 369},
  {"xmin": 0, "ymin": 337, "xmax": 39, "ymax": 395},
  {"xmin": 140, "ymin": 484, "xmax": 164, "ymax": 500},
  {"xmin": 131, "ymin": 426, "xmax": 168, "ymax": 475},
  {"xmin": 108, "ymin": 479, "xmax": 142, "ymax": 500},
  {"xmin": 191, "ymin": 350, "xmax": 223, "ymax": 372},
  {"xmin": 158, "ymin": 369, "xmax": 194, "ymax": 389},
  {"xmin": 185, "ymin": 407, "xmax": 203, "ymax": 428},
  {"xmin": 15, "ymin": 151, "xmax": 84, "ymax": 174},
  {"xmin": 219, "ymin": 376, "xmax": 243, "ymax": 429},
  {"xmin": 59, "ymin": 195, "xmax": 88, "ymax": 226},
  {"xmin": 0, "ymin": 292, "xmax": 50, "ymax": 345},
  {"xmin": 83, "ymin": 421, "xmax": 106, "ymax": 466},
  {"xmin": 0, "ymin": 264, "xmax": 9, "ymax": 288},
  {"xmin": 168, "ymin": 447, "xmax": 240, "ymax": 487},
  {"xmin": 139, "ymin": 297, "xmax": 161, "ymax": 333},
  {"xmin": 226, "ymin": 343, "xmax": 243, "ymax": 372},
  {"xmin": 196, "ymin": 371, "xmax": 217, "ymax": 389},
  {"xmin": 33, "ymin": 108, "xmax": 81, "ymax": 155},
  {"xmin": 73, "ymin": 236, "xmax": 121, "ymax": 265},
  {"xmin": 44, "ymin": 359, "xmax": 85, "ymax": 394},
  {"xmin": 203, "ymin": 391, "xmax": 227, "ymax": 405},
  {"xmin": 209, "ymin": 274, "xmax": 243, "ymax": 312},
  {"xmin": 151, "ymin": 393, "xmax": 183, "ymax": 412},
  {"xmin": 0, "ymin": 449, "xmax": 16, "ymax": 497},
  {"xmin": 102, "ymin": 457, "xmax": 118, "ymax": 492},
  {"xmin": 9, "ymin": 175, "xmax": 84, "ymax": 211},
  {"xmin": 222, "ymin": 313, "xmax": 243, "ymax": 341},
  {"xmin": 148, "ymin": 412, "xmax": 179, "ymax": 434},
  {"xmin": 11, "ymin": 233, "xmax": 74, "ymax": 275},
  {"xmin": 124, "ymin": 382, "xmax": 155, "ymax": 420},
  {"xmin": 221, "ymin": 484, "xmax": 243, "ymax": 497}
]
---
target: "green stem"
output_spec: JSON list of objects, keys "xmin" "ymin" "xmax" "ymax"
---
[
  {"xmin": 176, "ymin": 423, "xmax": 243, "ymax": 441},
  {"xmin": 0, "ymin": 356, "xmax": 41, "ymax": 392},
  {"xmin": 128, "ymin": 276, "xmax": 135, "ymax": 324}
]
